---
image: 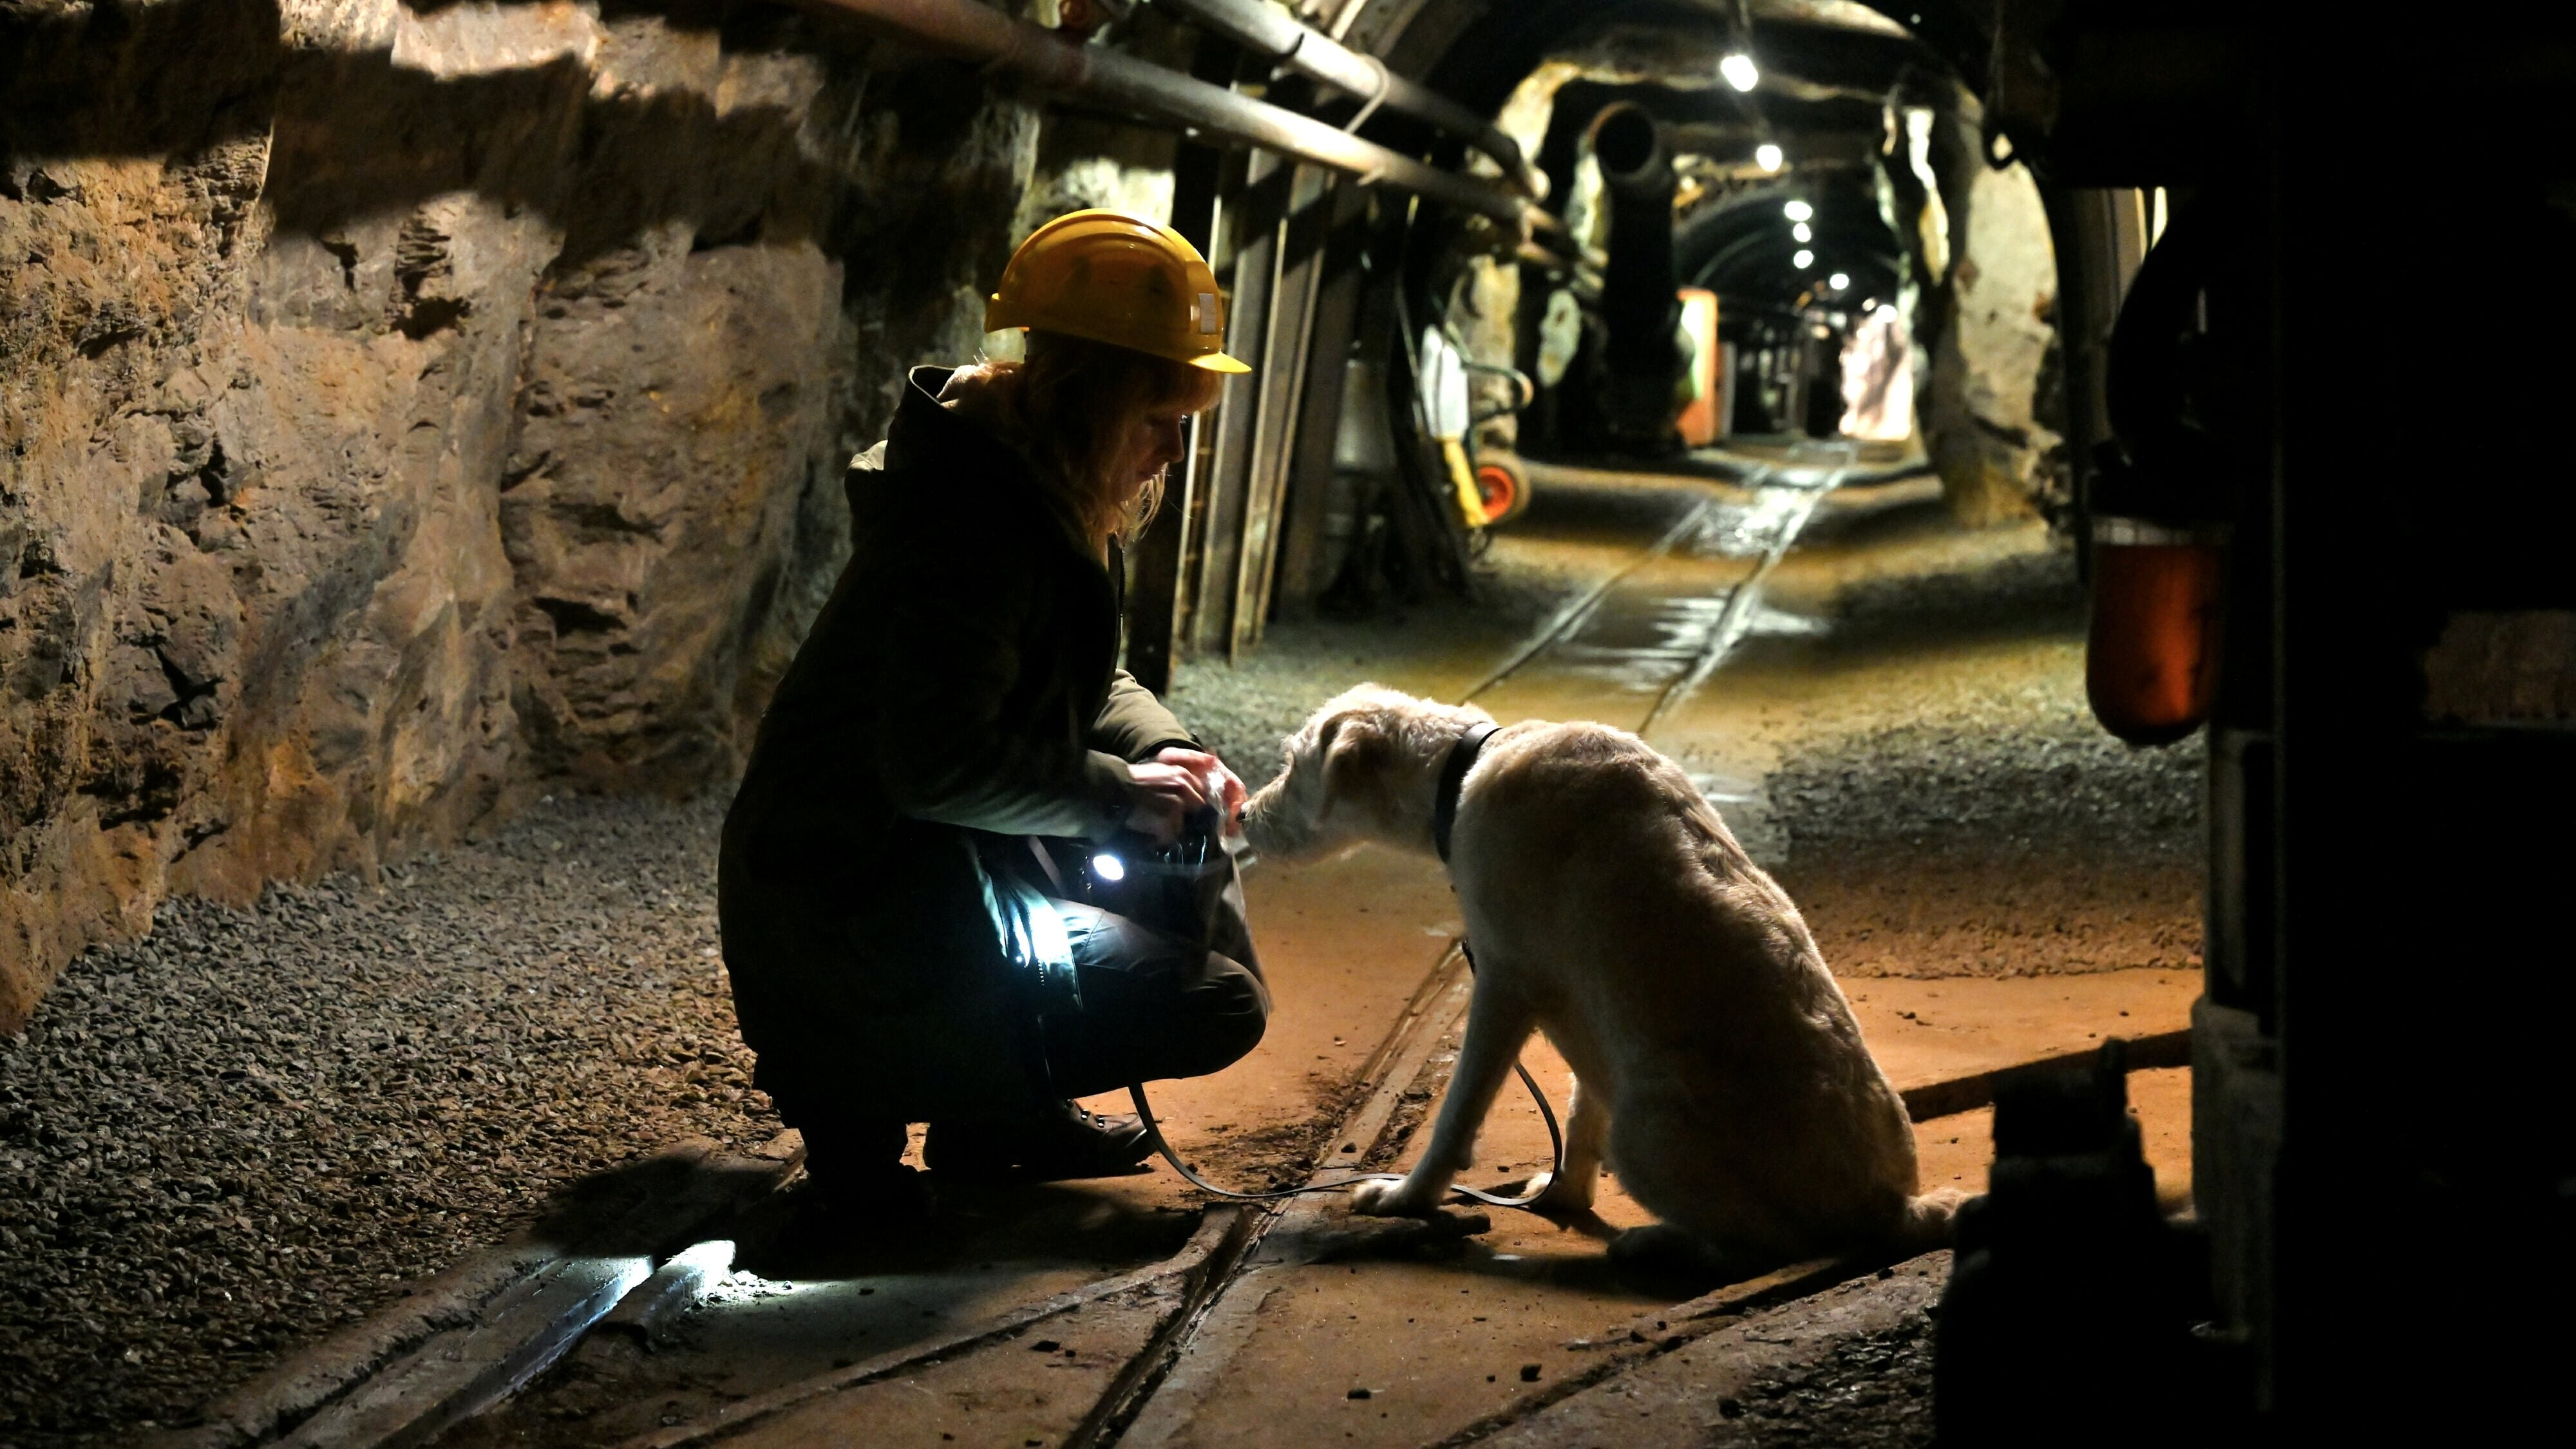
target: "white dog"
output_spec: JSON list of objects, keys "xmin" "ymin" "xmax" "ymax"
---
[{"xmin": 1242, "ymin": 685, "xmax": 1959, "ymax": 1276}]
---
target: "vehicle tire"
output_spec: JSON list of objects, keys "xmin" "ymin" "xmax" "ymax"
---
[{"xmin": 1473, "ymin": 452, "xmax": 1533, "ymax": 526}]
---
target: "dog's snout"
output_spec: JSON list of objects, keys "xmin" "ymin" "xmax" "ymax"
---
[{"xmin": 1238, "ymin": 782, "xmax": 1293, "ymax": 854}]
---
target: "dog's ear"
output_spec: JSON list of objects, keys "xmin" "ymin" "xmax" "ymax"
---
[{"xmin": 1321, "ymin": 713, "xmax": 1392, "ymax": 798}]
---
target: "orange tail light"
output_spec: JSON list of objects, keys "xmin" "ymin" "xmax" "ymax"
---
[{"xmin": 2086, "ymin": 518, "xmax": 2226, "ymax": 746}]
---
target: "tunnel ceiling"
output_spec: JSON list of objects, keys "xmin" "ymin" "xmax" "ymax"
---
[
  {"xmin": 1678, "ymin": 178, "xmax": 1902, "ymax": 314},
  {"xmin": 1396, "ymin": 0, "xmax": 1978, "ymax": 122},
  {"xmin": 1362, "ymin": 0, "xmax": 1960, "ymax": 256}
]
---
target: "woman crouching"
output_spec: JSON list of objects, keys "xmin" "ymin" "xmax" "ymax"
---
[{"xmin": 718, "ymin": 212, "xmax": 1263, "ymax": 1213}]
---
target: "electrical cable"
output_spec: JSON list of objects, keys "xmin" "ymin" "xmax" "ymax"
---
[
  {"xmin": 1129, "ymin": 1036, "xmax": 1564, "ymax": 1209},
  {"xmin": 1117, "ymin": 789, "xmax": 1568, "ymax": 1213}
]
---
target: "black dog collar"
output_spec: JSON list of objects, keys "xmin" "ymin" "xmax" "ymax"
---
[{"xmin": 1433, "ymin": 722, "xmax": 1501, "ymax": 864}]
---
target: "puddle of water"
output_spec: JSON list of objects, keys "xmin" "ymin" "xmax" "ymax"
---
[
  {"xmin": 1690, "ymin": 487, "xmax": 1823, "ymax": 558},
  {"xmin": 1741, "ymin": 601, "xmax": 1830, "ymax": 638}
]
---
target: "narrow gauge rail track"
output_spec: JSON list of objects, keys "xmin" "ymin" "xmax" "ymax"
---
[{"xmin": 1461, "ymin": 445, "xmax": 1859, "ymax": 739}]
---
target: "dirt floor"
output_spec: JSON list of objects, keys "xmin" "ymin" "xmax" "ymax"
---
[{"xmin": 0, "ymin": 450, "xmax": 2206, "ymax": 1445}]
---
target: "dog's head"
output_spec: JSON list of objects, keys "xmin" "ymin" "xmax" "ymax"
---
[{"xmin": 1242, "ymin": 684, "xmax": 1493, "ymax": 862}]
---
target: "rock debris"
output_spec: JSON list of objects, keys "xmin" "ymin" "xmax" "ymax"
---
[
  {"xmin": 1719, "ymin": 1307, "xmax": 1938, "ymax": 1445},
  {"xmin": 0, "ymin": 794, "xmax": 775, "ymax": 1444}
]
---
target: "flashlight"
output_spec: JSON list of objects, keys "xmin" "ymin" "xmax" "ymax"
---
[{"xmin": 1091, "ymin": 853, "xmax": 1126, "ymax": 882}]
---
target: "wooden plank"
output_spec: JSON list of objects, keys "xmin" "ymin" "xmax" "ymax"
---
[
  {"xmin": 278, "ymin": 1256, "xmax": 654, "ymax": 1449},
  {"xmin": 1900, "ymin": 1028, "xmax": 2191, "ymax": 1122},
  {"xmin": 621, "ymin": 1211, "xmax": 1254, "ymax": 1449},
  {"xmin": 1146, "ymin": 95, "xmax": 1232, "ymax": 682},
  {"xmin": 1186, "ymin": 153, "xmax": 1286, "ymax": 659},
  {"xmin": 1271, "ymin": 183, "xmax": 1372, "ymax": 615},
  {"xmin": 1229, "ymin": 163, "xmax": 1334, "ymax": 659}
]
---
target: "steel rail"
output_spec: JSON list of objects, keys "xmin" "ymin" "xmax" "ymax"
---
[
  {"xmin": 787, "ymin": 0, "xmax": 1557, "ymax": 235},
  {"xmin": 1455, "ymin": 484, "xmax": 1742, "ymax": 706},
  {"xmin": 1636, "ymin": 451, "xmax": 1857, "ymax": 735},
  {"xmin": 1459, "ymin": 446, "xmax": 1859, "ymax": 730},
  {"xmin": 1149, "ymin": 0, "xmax": 1549, "ymax": 199}
]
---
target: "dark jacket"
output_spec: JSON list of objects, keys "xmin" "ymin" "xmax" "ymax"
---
[{"xmin": 719, "ymin": 366, "xmax": 1195, "ymax": 1121}]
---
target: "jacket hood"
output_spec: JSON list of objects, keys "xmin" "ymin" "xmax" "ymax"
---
[
  {"xmin": 864, "ymin": 365, "xmax": 1095, "ymax": 554},
  {"xmin": 882, "ymin": 366, "xmax": 1021, "ymax": 477}
]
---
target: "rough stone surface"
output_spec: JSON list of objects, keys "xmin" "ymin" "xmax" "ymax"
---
[
  {"xmin": 1476, "ymin": 1254, "xmax": 1949, "ymax": 1449},
  {"xmin": 1702, "ymin": 1294, "xmax": 1938, "ymax": 1446},
  {"xmin": 0, "ymin": 0, "xmax": 1043, "ymax": 1030},
  {"xmin": 1920, "ymin": 117, "xmax": 2063, "ymax": 527},
  {"xmin": 0, "ymin": 792, "xmax": 768, "ymax": 1444}
]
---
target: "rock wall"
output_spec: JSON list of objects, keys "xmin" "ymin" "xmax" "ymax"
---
[
  {"xmin": 0, "ymin": 0, "xmax": 1043, "ymax": 1030},
  {"xmin": 1914, "ymin": 106, "xmax": 2064, "ymax": 526}
]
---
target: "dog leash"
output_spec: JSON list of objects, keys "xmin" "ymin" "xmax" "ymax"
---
[{"xmin": 1130, "ymin": 722, "xmax": 1569, "ymax": 1213}]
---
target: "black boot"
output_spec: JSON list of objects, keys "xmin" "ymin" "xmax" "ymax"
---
[
  {"xmin": 797, "ymin": 1115, "xmax": 934, "ymax": 1220},
  {"xmin": 924, "ymin": 1099, "xmax": 1154, "ymax": 1182}
]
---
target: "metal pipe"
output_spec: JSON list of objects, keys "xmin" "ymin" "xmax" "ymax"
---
[
  {"xmin": 1592, "ymin": 102, "xmax": 1684, "ymax": 448},
  {"xmin": 1149, "ymin": 0, "xmax": 1548, "ymax": 200},
  {"xmin": 787, "ymin": 0, "xmax": 1554, "ymax": 236}
]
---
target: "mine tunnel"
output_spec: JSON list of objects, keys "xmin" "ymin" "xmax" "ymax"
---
[{"xmin": 3, "ymin": 1, "xmax": 2571, "ymax": 1444}]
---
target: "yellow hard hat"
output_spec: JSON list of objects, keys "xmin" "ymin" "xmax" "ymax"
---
[{"xmin": 985, "ymin": 210, "xmax": 1251, "ymax": 374}]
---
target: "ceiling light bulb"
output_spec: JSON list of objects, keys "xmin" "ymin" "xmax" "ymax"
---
[
  {"xmin": 1755, "ymin": 143, "xmax": 1784, "ymax": 172},
  {"xmin": 1720, "ymin": 53, "xmax": 1759, "ymax": 92},
  {"xmin": 1829, "ymin": 272, "xmax": 1850, "ymax": 290},
  {"xmin": 1784, "ymin": 200, "xmax": 1814, "ymax": 222},
  {"xmin": 1792, "ymin": 222, "xmax": 1812, "ymax": 243},
  {"xmin": 1793, "ymin": 249, "xmax": 1815, "ymax": 270}
]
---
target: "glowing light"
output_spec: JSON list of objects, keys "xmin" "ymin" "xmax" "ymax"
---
[
  {"xmin": 1792, "ymin": 222, "xmax": 1812, "ymax": 243},
  {"xmin": 1784, "ymin": 200, "xmax": 1814, "ymax": 223},
  {"xmin": 1720, "ymin": 53, "xmax": 1759, "ymax": 92},
  {"xmin": 1091, "ymin": 853, "xmax": 1126, "ymax": 882},
  {"xmin": 1754, "ymin": 143, "xmax": 1784, "ymax": 172},
  {"xmin": 1828, "ymin": 272, "xmax": 1850, "ymax": 290},
  {"xmin": 672, "ymin": 1238, "xmax": 737, "ymax": 1276},
  {"xmin": 1793, "ymin": 249, "xmax": 1815, "ymax": 270}
]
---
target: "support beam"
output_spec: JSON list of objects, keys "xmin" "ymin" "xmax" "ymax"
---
[
  {"xmin": 1229, "ymin": 165, "xmax": 1336, "ymax": 659},
  {"xmin": 790, "ymin": 0, "xmax": 1555, "ymax": 234},
  {"xmin": 1151, "ymin": 0, "xmax": 1549, "ymax": 199}
]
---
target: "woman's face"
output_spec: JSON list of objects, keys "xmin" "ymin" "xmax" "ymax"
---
[{"xmin": 1115, "ymin": 401, "xmax": 1199, "ymax": 500}]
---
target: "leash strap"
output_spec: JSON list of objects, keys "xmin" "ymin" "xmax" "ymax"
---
[
  {"xmin": 1129, "ymin": 938, "xmax": 1569, "ymax": 1214},
  {"xmin": 1128, "ymin": 719, "xmax": 1567, "ymax": 1213}
]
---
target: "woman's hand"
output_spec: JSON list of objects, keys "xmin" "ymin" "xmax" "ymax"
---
[
  {"xmin": 1122, "ymin": 761, "xmax": 1211, "ymax": 845},
  {"xmin": 1151, "ymin": 748, "xmax": 1248, "ymax": 837},
  {"xmin": 1121, "ymin": 750, "xmax": 1245, "ymax": 844}
]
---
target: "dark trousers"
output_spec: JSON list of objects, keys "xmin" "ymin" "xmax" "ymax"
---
[
  {"xmin": 1041, "ymin": 902, "xmax": 1268, "ymax": 1096},
  {"xmin": 794, "ymin": 892, "xmax": 1267, "ymax": 1182}
]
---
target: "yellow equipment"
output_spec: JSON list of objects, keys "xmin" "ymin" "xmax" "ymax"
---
[{"xmin": 985, "ymin": 210, "xmax": 1252, "ymax": 374}]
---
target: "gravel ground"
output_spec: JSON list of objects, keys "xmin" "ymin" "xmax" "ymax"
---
[
  {"xmin": 1763, "ymin": 536, "xmax": 2203, "ymax": 869},
  {"xmin": 0, "ymin": 794, "xmax": 772, "ymax": 1444},
  {"xmin": 1717, "ymin": 1302, "xmax": 1937, "ymax": 1446},
  {"xmin": 1169, "ymin": 545, "xmax": 1584, "ymax": 792}
]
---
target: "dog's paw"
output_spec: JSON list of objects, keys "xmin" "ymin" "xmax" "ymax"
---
[
  {"xmin": 1523, "ymin": 1169, "xmax": 1596, "ymax": 1218},
  {"xmin": 1350, "ymin": 1177, "xmax": 1439, "ymax": 1218}
]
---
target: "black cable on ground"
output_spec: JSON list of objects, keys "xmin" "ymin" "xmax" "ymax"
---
[{"xmin": 1127, "ymin": 1040, "xmax": 1566, "ymax": 1211}]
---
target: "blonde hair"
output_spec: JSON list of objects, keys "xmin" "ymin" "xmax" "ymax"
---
[{"xmin": 980, "ymin": 331, "xmax": 1226, "ymax": 545}]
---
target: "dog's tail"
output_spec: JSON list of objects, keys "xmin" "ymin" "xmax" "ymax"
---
[{"xmin": 1891, "ymin": 1188, "xmax": 1971, "ymax": 1252}]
